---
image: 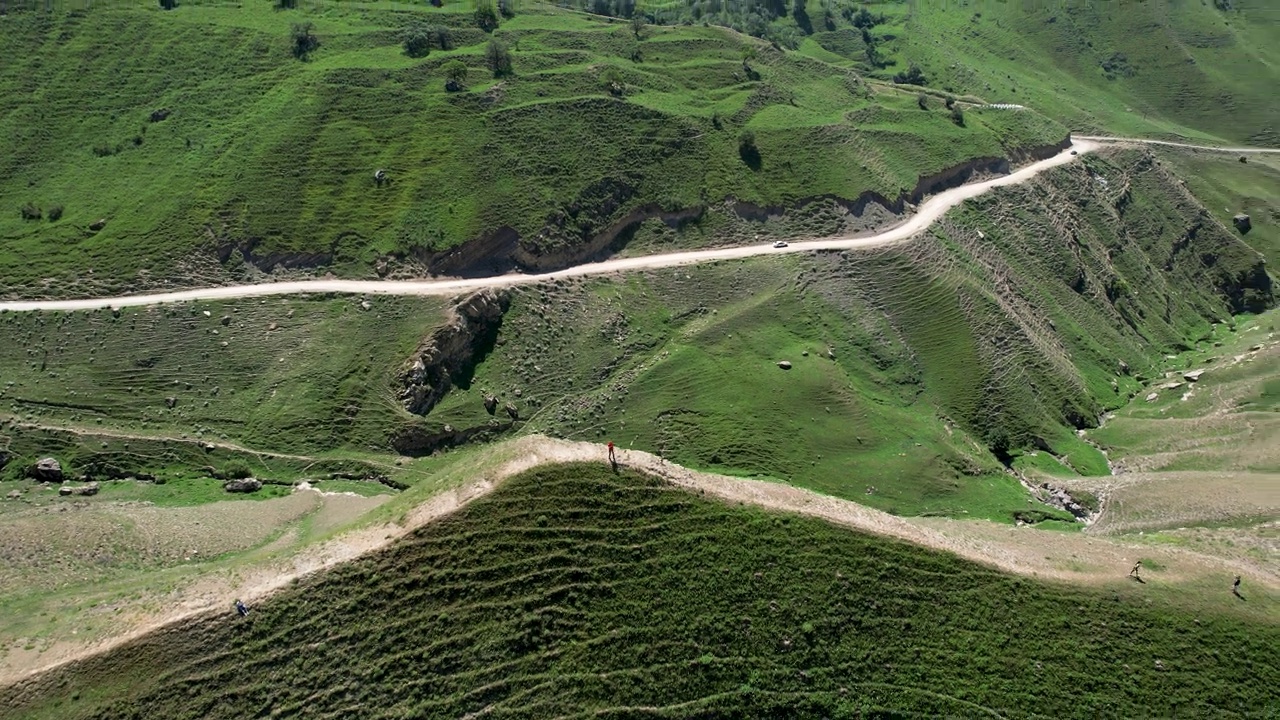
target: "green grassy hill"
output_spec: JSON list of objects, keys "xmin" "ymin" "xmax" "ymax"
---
[
  {"xmin": 3, "ymin": 464, "xmax": 1276, "ymax": 719},
  {"xmin": 866, "ymin": 0, "xmax": 1280, "ymax": 145},
  {"xmin": 0, "ymin": 0, "xmax": 1066, "ymax": 299},
  {"xmin": 410, "ymin": 147, "xmax": 1270, "ymax": 517},
  {"xmin": 619, "ymin": 0, "xmax": 1280, "ymax": 145},
  {"xmin": 0, "ymin": 147, "xmax": 1268, "ymax": 524}
]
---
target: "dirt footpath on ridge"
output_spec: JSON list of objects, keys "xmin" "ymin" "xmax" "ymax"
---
[{"xmin": 5, "ymin": 434, "xmax": 1274, "ymax": 689}]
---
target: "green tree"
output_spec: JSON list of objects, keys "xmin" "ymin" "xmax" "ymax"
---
[
  {"xmin": 159, "ymin": 0, "xmax": 177, "ymax": 9},
  {"xmin": 434, "ymin": 25, "xmax": 454, "ymax": 51},
  {"xmin": 738, "ymin": 130, "xmax": 761, "ymax": 170},
  {"xmin": 600, "ymin": 66, "xmax": 624, "ymax": 96},
  {"xmin": 291, "ymin": 21, "xmax": 319, "ymax": 60},
  {"xmin": 475, "ymin": 0, "xmax": 499, "ymax": 32},
  {"xmin": 917, "ymin": 93, "xmax": 929, "ymax": 110},
  {"xmin": 631, "ymin": 11, "xmax": 645, "ymax": 39},
  {"xmin": 950, "ymin": 105, "xmax": 965, "ymax": 126},
  {"xmin": 404, "ymin": 25, "xmax": 431, "ymax": 58},
  {"xmin": 486, "ymin": 38, "xmax": 514, "ymax": 77},
  {"xmin": 893, "ymin": 63, "xmax": 926, "ymax": 86},
  {"xmin": 443, "ymin": 60, "xmax": 468, "ymax": 90},
  {"xmin": 277, "ymin": 0, "xmax": 297, "ymax": 8}
]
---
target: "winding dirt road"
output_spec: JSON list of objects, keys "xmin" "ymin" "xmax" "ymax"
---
[
  {"xmin": 3, "ymin": 135, "xmax": 1275, "ymax": 314},
  {"xmin": 0, "ymin": 139, "xmax": 1100, "ymax": 313},
  {"xmin": 1074, "ymin": 135, "xmax": 1280, "ymax": 154}
]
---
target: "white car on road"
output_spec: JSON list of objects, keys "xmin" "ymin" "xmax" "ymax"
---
[{"xmin": 772, "ymin": 240, "xmax": 788, "ymax": 248}]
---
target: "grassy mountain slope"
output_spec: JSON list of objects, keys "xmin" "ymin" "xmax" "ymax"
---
[
  {"xmin": 0, "ymin": 0, "xmax": 1065, "ymax": 299},
  {"xmin": 408, "ymin": 148, "xmax": 1270, "ymax": 516},
  {"xmin": 1161, "ymin": 148, "xmax": 1280, "ymax": 267},
  {"xmin": 680, "ymin": 0, "xmax": 1280, "ymax": 145},
  {"xmin": 0, "ymin": 294, "xmax": 446, "ymax": 462},
  {"xmin": 3, "ymin": 463, "xmax": 1276, "ymax": 719},
  {"xmin": 0, "ymin": 148, "xmax": 1268, "ymax": 523}
]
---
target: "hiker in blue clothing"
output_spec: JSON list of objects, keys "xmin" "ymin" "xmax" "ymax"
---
[{"xmin": 235, "ymin": 599, "xmax": 250, "ymax": 617}]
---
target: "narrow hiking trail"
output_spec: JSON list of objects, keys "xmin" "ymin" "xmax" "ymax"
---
[
  {"xmin": 4, "ymin": 435, "xmax": 1273, "ymax": 689},
  {"xmin": 1, "ymin": 139, "xmax": 1100, "ymax": 312}
]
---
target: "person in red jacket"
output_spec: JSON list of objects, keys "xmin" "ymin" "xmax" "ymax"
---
[{"xmin": 607, "ymin": 442, "xmax": 616, "ymax": 466}]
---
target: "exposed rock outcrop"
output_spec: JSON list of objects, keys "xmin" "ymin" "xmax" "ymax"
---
[
  {"xmin": 389, "ymin": 419, "xmax": 513, "ymax": 456},
  {"xmin": 58, "ymin": 482, "xmax": 100, "ymax": 497},
  {"xmin": 28, "ymin": 458, "xmax": 63, "ymax": 482},
  {"xmin": 398, "ymin": 290, "xmax": 510, "ymax": 417},
  {"xmin": 224, "ymin": 478, "xmax": 263, "ymax": 493}
]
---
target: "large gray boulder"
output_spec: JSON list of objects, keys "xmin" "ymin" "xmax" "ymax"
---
[
  {"xmin": 224, "ymin": 478, "xmax": 263, "ymax": 493},
  {"xmin": 1233, "ymin": 214, "xmax": 1251, "ymax": 233},
  {"xmin": 29, "ymin": 457, "xmax": 63, "ymax": 482}
]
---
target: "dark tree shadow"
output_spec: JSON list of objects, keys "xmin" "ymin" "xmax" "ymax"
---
[{"xmin": 739, "ymin": 143, "xmax": 762, "ymax": 171}]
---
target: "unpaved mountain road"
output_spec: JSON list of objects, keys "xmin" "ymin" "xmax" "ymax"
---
[
  {"xmin": 0, "ymin": 138, "xmax": 1101, "ymax": 313},
  {"xmin": 1074, "ymin": 135, "xmax": 1280, "ymax": 154},
  {"xmin": 4, "ymin": 136, "xmax": 1275, "ymax": 314}
]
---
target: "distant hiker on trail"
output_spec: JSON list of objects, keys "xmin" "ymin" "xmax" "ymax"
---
[
  {"xmin": 1233, "ymin": 575, "xmax": 1242, "ymax": 596},
  {"xmin": 607, "ymin": 442, "xmax": 617, "ymax": 466},
  {"xmin": 235, "ymin": 599, "xmax": 249, "ymax": 617},
  {"xmin": 1129, "ymin": 560, "xmax": 1142, "ymax": 580}
]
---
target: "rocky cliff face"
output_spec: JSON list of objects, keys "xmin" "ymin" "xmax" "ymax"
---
[{"xmin": 397, "ymin": 289, "xmax": 510, "ymax": 417}]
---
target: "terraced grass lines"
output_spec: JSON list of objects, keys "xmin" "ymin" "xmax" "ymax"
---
[{"xmin": 5, "ymin": 463, "xmax": 1277, "ymax": 719}]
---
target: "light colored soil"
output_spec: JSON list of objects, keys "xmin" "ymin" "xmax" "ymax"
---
[
  {"xmin": 1069, "ymin": 470, "xmax": 1280, "ymax": 536},
  {"xmin": 5, "ymin": 434, "xmax": 1273, "ymax": 689}
]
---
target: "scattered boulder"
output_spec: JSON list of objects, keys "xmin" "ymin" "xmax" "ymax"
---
[
  {"xmin": 165, "ymin": 396, "xmax": 178, "ymax": 409},
  {"xmin": 1250, "ymin": 344, "xmax": 1264, "ymax": 352},
  {"xmin": 1233, "ymin": 214, "xmax": 1251, "ymax": 233},
  {"xmin": 1118, "ymin": 359, "xmax": 1130, "ymax": 375},
  {"xmin": 484, "ymin": 394, "xmax": 498, "ymax": 414},
  {"xmin": 224, "ymin": 478, "xmax": 263, "ymax": 493},
  {"xmin": 28, "ymin": 457, "xmax": 63, "ymax": 482},
  {"xmin": 777, "ymin": 361, "xmax": 792, "ymax": 370},
  {"xmin": 1239, "ymin": 155, "xmax": 1248, "ymax": 164},
  {"xmin": 5, "ymin": 490, "xmax": 19, "ymax": 500},
  {"xmin": 59, "ymin": 482, "xmax": 99, "ymax": 497},
  {"xmin": 445, "ymin": 78, "xmax": 463, "ymax": 92},
  {"xmin": 1145, "ymin": 392, "xmax": 1159, "ymax": 402},
  {"xmin": 149, "ymin": 108, "xmax": 171, "ymax": 122},
  {"xmin": 1183, "ymin": 369, "xmax": 1205, "ymax": 382},
  {"xmin": 89, "ymin": 218, "xmax": 107, "ymax": 232},
  {"xmin": 505, "ymin": 402, "xmax": 519, "ymax": 420},
  {"xmin": 220, "ymin": 315, "xmax": 232, "ymax": 326}
]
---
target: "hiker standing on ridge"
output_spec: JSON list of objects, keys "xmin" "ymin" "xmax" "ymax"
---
[
  {"xmin": 607, "ymin": 442, "xmax": 617, "ymax": 466},
  {"xmin": 1233, "ymin": 575, "xmax": 1242, "ymax": 596},
  {"xmin": 1129, "ymin": 560, "xmax": 1142, "ymax": 580}
]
